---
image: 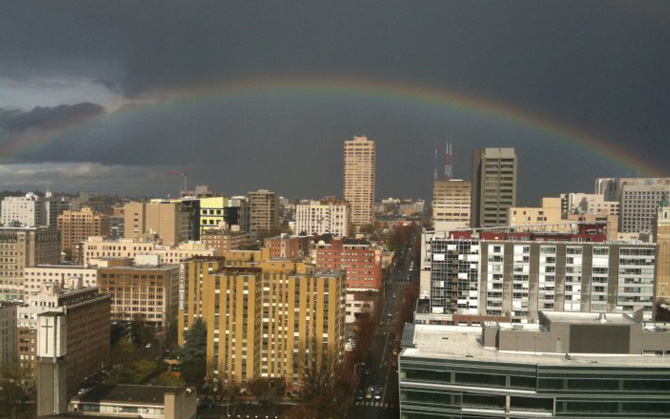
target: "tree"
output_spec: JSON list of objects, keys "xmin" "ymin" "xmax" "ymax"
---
[
  {"xmin": 0, "ymin": 362, "xmax": 35, "ymax": 419},
  {"xmin": 300, "ymin": 348, "xmax": 350, "ymax": 419},
  {"xmin": 179, "ymin": 318, "xmax": 207, "ymax": 385},
  {"xmin": 153, "ymin": 371, "xmax": 185, "ymax": 387}
]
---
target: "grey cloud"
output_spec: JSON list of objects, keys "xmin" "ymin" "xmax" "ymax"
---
[{"xmin": 0, "ymin": 103, "xmax": 105, "ymax": 132}]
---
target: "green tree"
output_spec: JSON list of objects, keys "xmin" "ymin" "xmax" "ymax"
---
[
  {"xmin": 179, "ymin": 318, "xmax": 207, "ymax": 385},
  {"xmin": 153, "ymin": 371, "xmax": 185, "ymax": 387},
  {"xmin": 0, "ymin": 362, "xmax": 35, "ymax": 419}
]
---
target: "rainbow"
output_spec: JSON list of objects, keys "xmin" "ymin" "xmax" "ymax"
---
[{"xmin": 1, "ymin": 76, "xmax": 664, "ymax": 177}]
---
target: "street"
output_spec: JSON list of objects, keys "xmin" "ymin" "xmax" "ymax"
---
[{"xmin": 346, "ymin": 231, "xmax": 418, "ymax": 419}]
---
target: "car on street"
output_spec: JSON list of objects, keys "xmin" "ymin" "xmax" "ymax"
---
[
  {"xmin": 355, "ymin": 389, "xmax": 364, "ymax": 401},
  {"xmin": 374, "ymin": 387, "xmax": 382, "ymax": 400},
  {"xmin": 365, "ymin": 384, "xmax": 375, "ymax": 400}
]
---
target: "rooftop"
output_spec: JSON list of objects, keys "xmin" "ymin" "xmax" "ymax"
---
[
  {"xmin": 402, "ymin": 323, "xmax": 670, "ymax": 368},
  {"xmin": 72, "ymin": 384, "xmax": 192, "ymax": 405}
]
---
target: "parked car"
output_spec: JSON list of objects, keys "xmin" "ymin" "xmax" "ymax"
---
[{"xmin": 365, "ymin": 384, "xmax": 375, "ymax": 400}]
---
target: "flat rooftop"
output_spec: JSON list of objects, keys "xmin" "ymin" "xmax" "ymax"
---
[
  {"xmin": 541, "ymin": 311, "xmax": 637, "ymax": 326},
  {"xmin": 402, "ymin": 324, "xmax": 670, "ymax": 368},
  {"xmin": 72, "ymin": 384, "xmax": 191, "ymax": 405}
]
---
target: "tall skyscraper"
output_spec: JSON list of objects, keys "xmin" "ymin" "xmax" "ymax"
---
[
  {"xmin": 471, "ymin": 147, "xmax": 517, "ymax": 228},
  {"xmin": 343, "ymin": 136, "xmax": 376, "ymax": 227}
]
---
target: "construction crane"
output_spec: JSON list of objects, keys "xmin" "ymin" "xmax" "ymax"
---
[{"xmin": 164, "ymin": 169, "xmax": 188, "ymax": 196}]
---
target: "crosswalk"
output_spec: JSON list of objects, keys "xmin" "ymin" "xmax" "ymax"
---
[{"xmin": 354, "ymin": 400, "xmax": 394, "ymax": 408}]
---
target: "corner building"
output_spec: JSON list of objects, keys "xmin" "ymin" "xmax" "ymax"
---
[{"xmin": 178, "ymin": 250, "xmax": 346, "ymax": 387}]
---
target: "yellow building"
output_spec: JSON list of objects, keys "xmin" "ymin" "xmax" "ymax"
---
[
  {"xmin": 200, "ymin": 197, "xmax": 229, "ymax": 233},
  {"xmin": 178, "ymin": 250, "xmax": 346, "ymax": 387}
]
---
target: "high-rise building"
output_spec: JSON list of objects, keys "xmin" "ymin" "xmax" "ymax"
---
[
  {"xmin": 619, "ymin": 182, "xmax": 670, "ymax": 234},
  {"xmin": 44, "ymin": 193, "xmax": 71, "ymax": 228},
  {"xmin": 123, "ymin": 201, "xmax": 190, "ymax": 246},
  {"xmin": 249, "ymin": 189, "xmax": 279, "ymax": 237},
  {"xmin": 399, "ymin": 312, "xmax": 670, "ymax": 419},
  {"xmin": 1, "ymin": 192, "xmax": 46, "ymax": 227},
  {"xmin": 427, "ymin": 225, "xmax": 657, "ymax": 321},
  {"xmin": 471, "ymin": 148, "xmax": 517, "ymax": 228},
  {"xmin": 18, "ymin": 280, "xmax": 110, "ymax": 399},
  {"xmin": 295, "ymin": 199, "xmax": 349, "ymax": 236},
  {"xmin": 343, "ymin": 136, "xmax": 376, "ymax": 226},
  {"xmin": 0, "ymin": 301, "xmax": 18, "ymax": 364},
  {"xmin": 98, "ymin": 257, "xmax": 179, "ymax": 328},
  {"xmin": 178, "ymin": 252, "xmax": 346, "ymax": 387},
  {"xmin": 57, "ymin": 207, "xmax": 110, "ymax": 260},
  {"xmin": 431, "ymin": 179, "xmax": 471, "ymax": 230},
  {"xmin": 0, "ymin": 226, "xmax": 60, "ymax": 300}
]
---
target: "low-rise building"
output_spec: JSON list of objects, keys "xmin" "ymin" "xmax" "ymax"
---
[
  {"xmin": 200, "ymin": 227, "xmax": 251, "ymax": 252},
  {"xmin": 316, "ymin": 237, "xmax": 383, "ymax": 292},
  {"xmin": 64, "ymin": 385, "xmax": 197, "ymax": 419},
  {"xmin": 399, "ymin": 312, "xmax": 670, "ymax": 418},
  {"xmin": 264, "ymin": 234, "xmax": 310, "ymax": 259},
  {"xmin": 23, "ymin": 265, "xmax": 98, "ymax": 297}
]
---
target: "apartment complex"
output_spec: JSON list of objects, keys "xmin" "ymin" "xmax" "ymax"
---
[
  {"xmin": 0, "ymin": 301, "xmax": 18, "ymax": 364},
  {"xmin": 295, "ymin": 199, "xmax": 349, "ymax": 236},
  {"xmin": 124, "ymin": 201, "xmax": 190, "ymax": 246},
  {"xmin": 248, "ymin": 189, "xmax": 279, "ymax": 237},
  {"xmin": 315, "ymin": 237, "xmax": 382, "ymax": 292},
  {"xmin": 427, "ymin": 225, "xmax": 657, "ymax": 321},
  {"xmin": 17, "ymin": 281, "xmax": 110, "ymax": 398},
  {"xmin": 0, "ymin": 226, "xmax": 60, "ymax": 300},
  {"xmin": 399, "ymin": 312, "xmax": 670, "ymax": 418},
  {"xmin": 619, "ymin": 181, "xmax": 670, "ymax": 234},
  {"xmin": 178, "ymin": 252, "xmax": 346, "ymax": 387},
  {"xmin": 431, "ymin": 179, "xmax": 471, "ymax": 230},
  {"xmin": 24, "ymin": 265, "xmax": 98, "ymax": 296},
  {"xmin": 343, "ymin": 136, "xmax": 376, "ymax": 226},
  {"xmin": 82, "ymin": 237, "xmax": 218, "ymax": 266},
  {"xmin": 1, "ymin": 192, "xmax": 46, "ymax": 227},
  {"xmin": 98, "ymin": 258, "xmax": 179, "ymax": 328},
  {"xmin": 57, "ymin": 207, "xmax": 109, "ymax": 258},
  {"xmin": 471, "ymin": 147, "xmax": 517, "ymax": 228}
]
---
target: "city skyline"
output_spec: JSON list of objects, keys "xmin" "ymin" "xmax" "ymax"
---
[{"xmin": 1, "ymin": 2, "xmax": 668, "ymax": 203}]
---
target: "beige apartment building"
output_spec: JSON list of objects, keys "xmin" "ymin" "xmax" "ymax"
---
[
  {"xmin": 471, "ymin": 147, "xmax": 517, "ymax": 228},
  {"xmin": 178, "ymin": 251, "xmax": 346, "ymax": 387},
  {"xmin": 24, "ymin": 265, "xmax": 98, "ymax": 296},
  {"xmin": 566, "ymin": 212, "xmax": 619, "ymax": 239},
  {"xmin": 124, "ymin": 201, "xmax": 190, "ymax": 246},
  {"xmin": 508, "ymin": 197, "xmax": 562, "ymax": 228},
  {"xmin": 432, "ymin": 179, "xmax": 471, "ymax": 230},
  {"xmin": 248, "ymin": 190, "xmax": 279, "ymax": 237},
  {"xmin": 57, "ymin": 207, "xmax": 109, "ymax": 259},
  {"xmin": 98, "ymin": 258, "xmax": 179, "ymax": 328},
  {"xmin": 82, "ymin": 237, "xmax": 218, "ymax": 266},
  {"xmin": 0, "ymin": 226, "xmax": 60, "ymax": 300},
  {"xmin": 343, "ymin": 136, "xmax": 376, "ymax": 226},
  {"xmin": 295, "ymin": 199, "xmax": 349, "ymax": 236},
  {"xmin": 654, "ymin": 199, "xmax": 670, "ymax": 318},
  {"xmin": 560, "ymin": 192, "xmax": 620, "ymax": 215}
]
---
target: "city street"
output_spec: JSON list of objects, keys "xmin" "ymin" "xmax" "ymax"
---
[{"xmin": 346, "ymin": 232, "xmax": 419, "ymax": 419}]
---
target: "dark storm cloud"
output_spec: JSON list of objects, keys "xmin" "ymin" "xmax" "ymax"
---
[
  {"xmin": 0, "ymin": 1, "xmax": 669, "ymax": 201},
  {"xmin": 0, "ymin": 103, "xmax": 105, "ymax": 133}
]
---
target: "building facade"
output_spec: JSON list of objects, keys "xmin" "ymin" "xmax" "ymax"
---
[
  {"xmin": 399, "ymin": 312, "xmax": 670, "ymax": 419},
  {"xmin": 264, "ymin": 235, "xmax": 309, "ymax": 260},
  {"xmin": 248, "ymin": 190, "xmax": 279, "ymax": 237},
  {"xmin": 82, "ymin": 237, "xmax": 218, "ymax": 267},
  {"xmin": 508, "ymin": 197, "xmax": 562, "ymax": 227},
  {"xmin": 560, "ymin": 192, "xmax": 620, "ymax": 215},
  {"xmin": 17, "ymin": 281, "xmax": 110, "ymax": 398},
  {"xmin": 432, "ymin": 179, "xmax": 471, "ymax": 230},
  {"xmin": 343, "ymin": 136, "xmax": 376, "ymax": 226},
  {"xmin": 1, "ymin": 192, "xmax": 46, "ymax": 227},
  {"xmin": 471, "ymin": 148, "xmax": 517, "ymax": 228},
  {"xmin": 178, "ymin": 253, "xmax": 346, "ymax": 387},
  {"xmin": 619, "ymin": 182, "xmax": 670, "ymax": 234},
  {"xmin": 0, "ymin": 301, "xmax": 18, "ymax": 364},
  {"xmin": 98, "ymin": 260, "xmax": 179, "ymax": 328},
  {"xmin": 123, "ymin": 201, "xmax": 190, "ymax": 246},
  {"xmin": 24, "ymin": 265, "xmax": 98, "ymax": 296},
  {"xmin": 295, "ymin": 199, "xmax": 349, "ymax": 236},
  {"xmin": 316, "ymin": 237, "xmax": 383, "ymax": 292},
  {"xmin": 428, "ymin": 226, "xmax": 657, "ymax": 322},
  {"xmin": 57, "ymin": 207, "xmax": 110, "ymax": 259},
  {"xmin": 0, "ymin": 226, "xmax": 60, "ymax": 300}
]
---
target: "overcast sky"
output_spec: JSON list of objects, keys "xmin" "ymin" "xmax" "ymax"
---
[{"xmin": 1, "ymin": 1, "xmax": 668, "ymax": 203}]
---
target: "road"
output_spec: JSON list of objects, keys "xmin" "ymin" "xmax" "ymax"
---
[{"xmin": 346, "ymin": 232, "xmax": 419, "ymax": 419}]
